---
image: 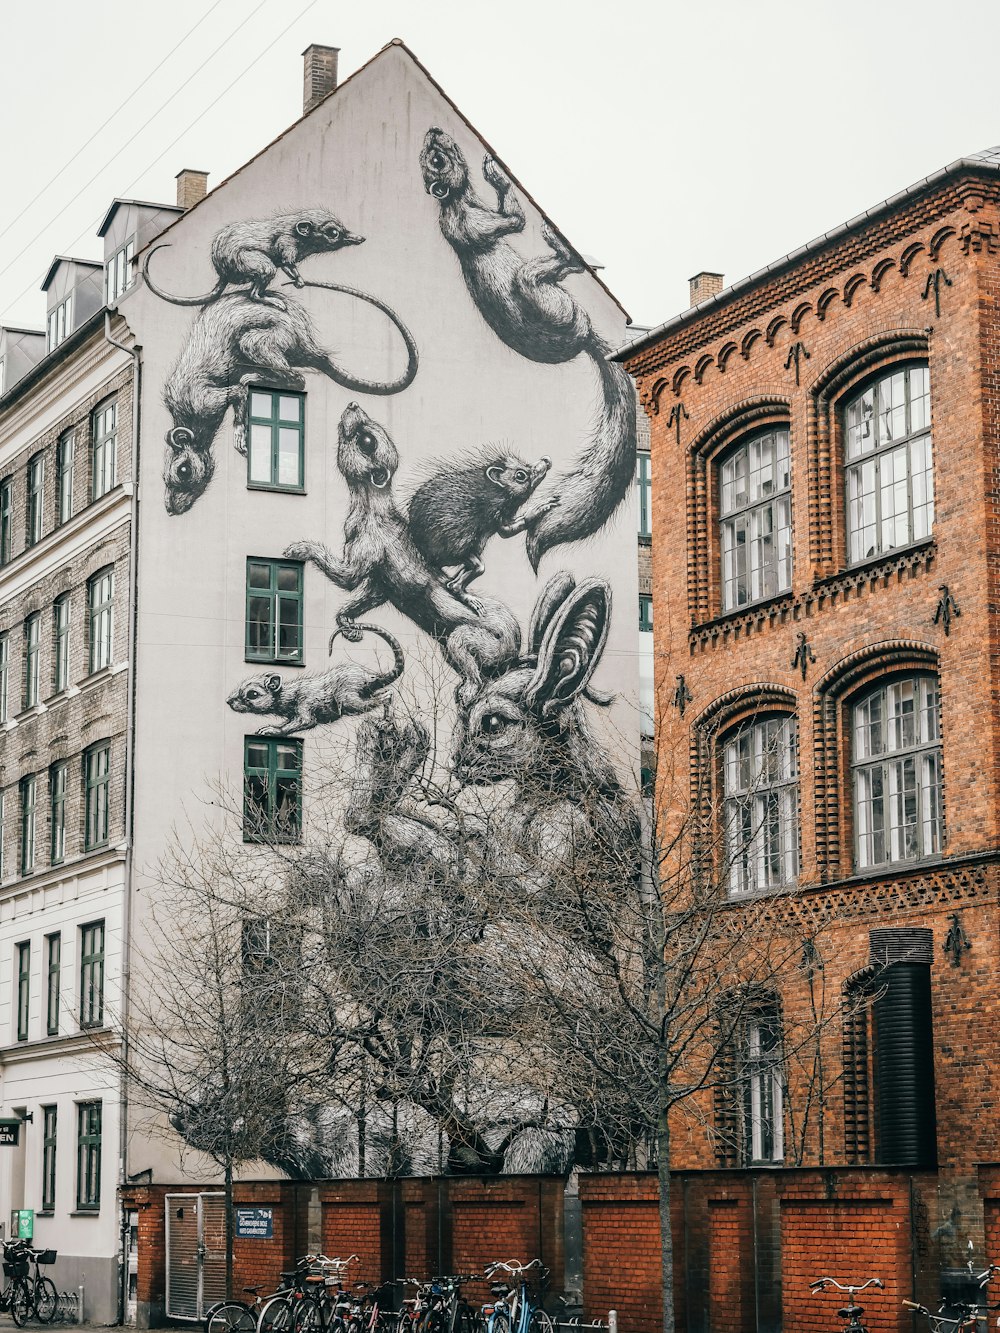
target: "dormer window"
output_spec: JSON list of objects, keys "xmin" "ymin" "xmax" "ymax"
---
[
  {"xmin": 105, "ymin": 240, "xmax": 135, "ymax": 305},
  {"xmin": 47, "ymin": 296, "xmax": 73, "ymax": 352}
]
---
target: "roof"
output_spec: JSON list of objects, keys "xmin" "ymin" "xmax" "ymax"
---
[
  {"xmin": 41, "ymin": 255, "xmax": 102, "ymax": 292},
  {"xmin": 616, "ymin": 146, "xmax": 1000, "ymax": 362},
  {"xmin": 137, "ymin": 38, "xmax": 631, "ymax": 325},
  {"xmin": 0, "ymin": 326, "xmax": 44, "ymax": 338},
  {"xmin": 98, "ymin": 197, "xmax": 183, "ymax": 238}
]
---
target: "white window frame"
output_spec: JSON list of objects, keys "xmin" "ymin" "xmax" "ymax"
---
[
  {"xmin": 722, "ymin": 715, "xmax": 799, "ymax": 896},
  {"xmin": 719, "ymin": 429, "xmax": 792, "ymax": 611}
]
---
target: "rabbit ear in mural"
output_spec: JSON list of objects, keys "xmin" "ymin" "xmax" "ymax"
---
[
  {"xmin": 420, "ymin": 128, "xmax": 637, "ymax": 568},
  {"xmin": 147, "ymin": 211, "xmax": 419, "ymax": 514}
]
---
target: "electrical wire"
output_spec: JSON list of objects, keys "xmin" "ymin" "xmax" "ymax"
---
[{"xmin": 0, "ymin": 0, "xmax": 230, "ymax": 249}]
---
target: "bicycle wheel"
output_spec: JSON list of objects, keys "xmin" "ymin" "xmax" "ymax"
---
[
  {"xmin": 260, "ymin": 1295, "xmax": 295, "ymax": 1333},
  {"xmin": 11, "ymin": 1277, "xmax": 32, "ymax": 1327},
  {"xmin": 207, "ymin": 1302, "xmax": 258, "ymax": 1333},
  {"xmin": 528, "ymin": 1312, "xmax": 553, "ymax": 1333},
  {"xmin": 34, "ymin": 1276, "xmax": 59, "ymax": 1324},
  {"xmin": 293, "ymin": 1297, "xmax": 324, "ymax": 1333},
  {"xmin": 488, "ymin": 1314, "xmax": 511, "ymax": 1333}
]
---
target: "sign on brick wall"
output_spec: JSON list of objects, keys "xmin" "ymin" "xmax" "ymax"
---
[{"xmin": 235, "ymin": 1208, "xmax": 273, "ymax": 1239}]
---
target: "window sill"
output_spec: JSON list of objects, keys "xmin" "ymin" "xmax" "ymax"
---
[
  {"xmin": 35, "ymin": 1212, "xmax": 54, "ymax": 1218},
  {"xmin": 815, "ymin": 536, "xmax": 935, "ymax": 590},
  {"xmin": 247, "ymin": 483, "xmax": 306, "ymax": 496},
  {"xmin": 70, "ymin": 1209, "xmax": 101, "ymax": 1217},
  {"xmin": 245, "ymin": 657, "xmax": 305, "ymax": 669}
]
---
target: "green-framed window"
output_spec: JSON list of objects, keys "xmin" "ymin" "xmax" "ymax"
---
[
  {"xmin": 246, "ymin": 559, "xmax": 303, "ymax": 662},
  {"xmin": 84, "ymin": 743, "xmax": 110, "ymax": 851},
  {"xmin": 87, "ymin": 567, "xmax": 113, "ymax": 673},
  {"xmin": 636, "ymin": 453, "xmax": 652, "ymax": 540},
  {"xmin": 50, "ymin": 763, "xmax": 67, "ymax": 865},
  {"xmin": 53, "ymin": 594, "xmax": 70, "ymax": 693},
  {"xmin": 639, "ymin": 594, "xmax": 653, "ymax": 633},
  {"xmin": 0, "ymin": 631, "xmax": 8, "ymax": 723},
  {"xmin": 24, "ymin": 612, "xmax": 40, "ymax": 708},
  {"xmin": 46, "ymin": 932, "xmax": 60, "ymax": 1036},
  {"xmin": 0, "ymin": 477, "xmax": 11, "ymax": 565},
  {"xmin": 244, "ymin": 737, "xmax": 302, "ymax": 843},
  {"xmin": 79, "ymin": 921, "xmax": 105, "ymax": 1029},
  {"xmin": 41, "ymin": 1106, "xmax": 57, "ymax": 1211},
  {"xmin": 56, "ymin": 430, "xmax": 74, "ymax": 526},
  {"xmin": 76, "ymin": 1101, "xmax": 101, "ymax": 1210},
  {"xmin": 16, "ymin": 940, "xmax": 29, "ymax": 1041},
  {"xmin": 26, "ymin": 453, "xmax": 44, "ymax": 547},
  {"xmin": 247, "ymin": 389, "xmax": 304, "ymax": 491},
  {"xmin": 91, "ymin": 400, "xmax": 117, "ymax": 500},
  {"xmin": 20, "ymin": 774, "xmax": 36, "ymax": 875}
]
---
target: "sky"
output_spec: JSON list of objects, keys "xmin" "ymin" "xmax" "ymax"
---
[{"xmin": 1, "ymin": 0, "xmax": 1000, "ymax": 333}]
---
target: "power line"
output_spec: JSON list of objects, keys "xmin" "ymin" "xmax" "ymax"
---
[
  {"xmin": 0, "ymin": 0, "xmax": 230, "ymax": 249},
  {"xmin": 0, "ymin": 0, "xmax": 278, "ymax": 298}
]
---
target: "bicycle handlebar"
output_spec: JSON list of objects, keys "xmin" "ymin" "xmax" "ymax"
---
[
  {"xmin": 810, "ymin": 1277, "xmax": 885, "ymax": 1294},
  {"xmin": 484, "ymin": 1260, "xmax": 544, "ymax": 1277}
]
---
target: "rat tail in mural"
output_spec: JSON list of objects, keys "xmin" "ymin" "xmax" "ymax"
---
[
  {"xmin": 525, "ymin": 339, "xmax": 637, "ymax": 570},
  {"xmin": 143, "ymin": 245, "xmax": 228, "ymax": 306},
  {"xmin": 328, "ymin": 622, "xmax": 406, "ymax": 694}
]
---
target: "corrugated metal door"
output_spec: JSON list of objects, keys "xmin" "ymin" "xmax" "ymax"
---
[{"xmin": 166, "ymin": 1193, "xmax": 227, "ymax": 1320}]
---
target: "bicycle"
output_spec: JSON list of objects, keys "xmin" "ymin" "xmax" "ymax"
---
[
  {"xmin": 1, "ymin": 1239, "xmax": 35, "ymax": 1329},
  {"xmin": 809, "ymin": 1276, "xmax": 884, "ymax": 1332},
  {"xmin": 416, "ymin": 1274, "xmax": 480, "ymax": 1333},
  {"xmin": 482, "ymin": 1261, "xmax": 552, "ymax": 1333},
  {"xmin": 341, "ymin": 1281, "xmax": 396, "ymax": 1333},
  {"xmin": 293, "ymin": 1255, "xmax": 361, "ymax": 1333},
  {"xmin": 23, "ymin": 1246, "xmax": 58, "ymax": 1324},
  {"xmin": 203, "ymin": 1259, "xmax": 310, "ymax": 1333},
  {"xmin": 903, "ymin": 1258, "xmax": 1000, "ymax": 1332}
]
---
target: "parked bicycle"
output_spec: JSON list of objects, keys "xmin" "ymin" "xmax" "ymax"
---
[
  {"xmin": 903, "ymin": 1258, "xmax": 1000, "ymax": 1332},
  {"xmin": 203, "ymin": 1255, "xmax": 319, "ymax": 1333},
  {"xmin": 482, "ymin": 1261, "xmax": 552, "ymax": 1333},
  {"xmin": 414, "ymin": 1273, "xmax": 480, "ymax": 1333},
  {"xmin": 22, "ymin": 1245, "xmax": 58, "ymax": 1325},
  {"xmin": 0, "ymin": 1239, "xmax": 32, "ymax": 1328},
  {"xmin": 809, "ymin": 1276, "xmax": 884, "ymax": 1333},
  {"xmin": 293, "ymin": 1254, "xmax": 361, "ymax": 1333}
]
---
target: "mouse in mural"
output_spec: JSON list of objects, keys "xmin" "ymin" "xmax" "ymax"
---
[
  {"xmin": 226, "ymin": 623, "xmax": 405, "ymax": 735},
  {"xmin": 407, "ymin": 450, "xmax": 557, "ymax": 593},
  {"xmin": 142, "ymin": 209, "xmax": 365, "ymax": 307},
  {"xmin": 419, "ymin": 128, "xmax": 637, "ymax": 569},
  {"xmin": 159, "ymin": 286, "xmax": 418, "ymax": 515},
  {"xmin": 284, "ymin": 403, "xmax": 521, "ymax": 707}
]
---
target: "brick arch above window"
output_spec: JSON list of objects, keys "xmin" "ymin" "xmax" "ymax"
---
[
  {"xmin": 812, "ymin": 639, "xmax": 939, "ymax": 881},
  {"xmin": 686, "ymin": 397, "xmax": 793, "ymax": 625},
  {"xmin": 690, "ymin": 682, "xmax": 799, "ymax": 814},
  {"xmin": 806, "ymin": 330, "xmax": 931, "ymax": 578}
]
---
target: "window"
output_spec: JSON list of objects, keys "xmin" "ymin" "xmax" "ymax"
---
[
  {"xmin": 844, "ymin": 364, "xmax": 932, "ymax": 564},
  {"xmin": 56, "ymin": 431, "xmax": 74, "ymax": 525},
  {"xmin": 0, "ymin": 632, "xmax": 8, "ymax": 722},
  {"xmin": 246, "ymin": 559, "xmax": 304, "ymax": 662},
  {"xmin": 26, "ymin": 453, "xmax": 44, "ymax": 547},
  {"xmin": 852, "ymin": 675, "xmax": 942, "ymax": 869},
  {"xmin": 244, "ymin": 737, "xmax": 302, "ymax": 843},
  {"xmin": 719, "ymin": 428, "xmax": 792, "ymax": 611},
  {"xmin": 722, "ymin": 715, "xmax": 799, "ymax": 896},
  {"xmin": 91, "ymin": 400, "xmax": 117, "ymax": 500},
  {"xmin": 20, "ymin": 775, "xmax": 36, "ymax": 874},
  {"xmin": 745, "ymin": 1008, "xmax": 784, "ymax": 1163},
  {"xmin": 53, "ymin": 594, "xmax": 70, "ymax": 693},
  {"xmin": 47, "ymin": 295, "xmax": 73, "ymax": 352},
  {"xmin": 41, "ymin": 1107, "xmax": 57, "ymax": 1211},
  {"xmin": 84, "ymin": 744, "xmax": 110, "ymax": 850},
  {"xmin": 23, "ymin": 612, "xmax": 40, "ymax": 708},
  {"xmin": 0, "ymin": 477, "xmax": 12, "ymax": 564},
  {"xmin": 636, "ymin": 452, "xmax": 652, "ymax": 540},
  {"xmin": 639, "ymin": 594, "xmax": 653, "ymax": 633},
  {"xmin": 79, "ymin": 921, "xmax": 105, "ymax": 1029},
  {"xmin": 49, "ymin": 764, "xmax": 67, "ymax": 864},
  {"xmin": 87, "ymin": 568, "xmax": 113, "ymax": 672},
  {"xmin": 247, "ymin": 390, "xmax": 304, "ymax": 490},
  {"xmin": 76, "ymin": 1101, "xmax": 101, "ymax": 1210},
  {"xmin": 105, "ymin": 239, "xmax": 135, "ymax": 305},
  {"xmin": 46, "ymin": 933, "xmax": 60, "ymax": 1036},
  {"xmin": 16, "ymin": 941, "xmax": 29, "ymax": 1042}
]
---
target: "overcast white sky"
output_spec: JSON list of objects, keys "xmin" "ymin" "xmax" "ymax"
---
[{"xmin": 1, "ymin": 0, "xmax": 999, "ymax": 333}]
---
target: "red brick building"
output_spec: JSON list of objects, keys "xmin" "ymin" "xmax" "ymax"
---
[{"xmin": 617, "ymin": 147, "xmax": 1000, "ymax": 1328}]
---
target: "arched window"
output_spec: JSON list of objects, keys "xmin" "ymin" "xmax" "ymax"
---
[
  {"xmin": 718, "ymin": 428, "xmax": 792, "ymax": 611},
  {"xmin": 844, "ymin": 364, "xmax": 932, "ymax": 564},
  {"xmin": 852, "ymin": 674, "xmax": 942, "ymax": 869},
  {"xmin": 721, "ymin": 714, "xmax": 799, "ymax": 896}
]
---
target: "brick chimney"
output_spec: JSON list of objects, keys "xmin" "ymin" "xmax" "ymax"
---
[
  {"xmin": 303, "ymin": 44, "xmax": 339, "ymax": 113},
  {"xmin": 689, "ymin": 271, "xmax": 724, "ymax": 306},
  {"xmin": 175, "ymin": 169, "xmax": 209, "ymax": 210}
]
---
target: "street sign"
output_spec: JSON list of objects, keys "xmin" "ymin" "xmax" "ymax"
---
[
  {"xmin": 235, "ymin": 1207, "xmax": 273, "ymax": 1239},
  {"xmin": 0, "ymin": 1121, "xmax": 20, "ymax": 1147}
]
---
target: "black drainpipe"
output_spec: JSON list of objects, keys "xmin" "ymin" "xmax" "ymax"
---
[{"xmin": 870, "ymin": 928, "xmax": 937, "ymax": 1168}]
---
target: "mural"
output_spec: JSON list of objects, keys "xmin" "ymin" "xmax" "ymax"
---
[{"xmin": 144, "ymin": 130, "xmax": 640, "ymax": 1176}]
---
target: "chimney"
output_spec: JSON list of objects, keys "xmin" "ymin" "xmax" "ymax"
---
[
  {"xmin": 303, "ymin": 44, "xmax": 339, "ymax": 114},
  {"xmin": 689, "ymin": 271, "xmax": 724, "ymax": 306},
  {"xmin": 176, "ymin": 169, "xmax": 209, "ymax": 210}
]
